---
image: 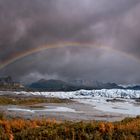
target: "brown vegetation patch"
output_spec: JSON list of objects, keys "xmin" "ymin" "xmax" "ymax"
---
[{"xmin": 0, "ymin": 112, "xmax": 140, "ymax": 140}]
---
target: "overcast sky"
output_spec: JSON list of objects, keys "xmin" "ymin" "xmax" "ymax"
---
[{"xmin": 0, "ymin": 0, "xmax": 140, "ymax": 84}]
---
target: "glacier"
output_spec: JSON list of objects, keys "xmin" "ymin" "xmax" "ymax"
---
[
  {"xmin": 0, "ymin": 89, "xmax": 140, "ymax": 115},
  {"xmin": 9, "ymin": 89, "xmax": 140, "ymax": 99}
]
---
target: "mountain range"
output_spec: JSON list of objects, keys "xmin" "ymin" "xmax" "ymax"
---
[
  {"xmin": 0, "ymin": 76, "xmax": 139, "ymax": 91},
  {"xmin": 28, "ymin": 79, "xmax": 125, "ymax": 91}
]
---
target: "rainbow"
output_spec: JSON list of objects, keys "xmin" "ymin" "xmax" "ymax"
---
[{"xmin": 0, "ymin": 42, "xmax": 138, "ymax": 70}]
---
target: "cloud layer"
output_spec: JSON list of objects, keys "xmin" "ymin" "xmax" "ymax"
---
[{"xmin": 0, "ymin": 0, "xmax": 140, "ymax": 84}]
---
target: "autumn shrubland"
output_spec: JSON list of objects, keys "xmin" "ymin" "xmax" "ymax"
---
[
  {"xmin": 0, "ymin": 112, "xmax": 140, "ymax": 140},
  {"xmin": 0, "ymin": 96, "xmax": 71, "ymax": 105}
]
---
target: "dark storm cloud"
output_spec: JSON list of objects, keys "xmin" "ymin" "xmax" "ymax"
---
[
  {"xmin": 0, "ymin": 0, "xmax": 140, "ymax": 84},
  {"xmin": 113, "ymin": 4, "xmax": 140, "ymax": 59},
  {"xmin": 1, "ymin": 47, "xmax": 140, "ymax": 84}
]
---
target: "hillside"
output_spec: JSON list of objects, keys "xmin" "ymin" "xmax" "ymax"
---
[
  {"xmin": 29, "ymin": 79, "xmax": 94, "ymax": 91},
  {"xmin": 28, "ymin": 79, "xmax": 124, "ymax": 91}
]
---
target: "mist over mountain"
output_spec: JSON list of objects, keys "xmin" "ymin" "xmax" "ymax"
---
[
  {"xmin": 28, "ymin": 79, "xmax": 124, "ymax": 91},
  {"xmin": 29, "ymin": 79, "xmax": 94, "ymax": 91}
]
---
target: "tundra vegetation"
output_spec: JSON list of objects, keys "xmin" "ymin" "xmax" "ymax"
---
[
  {"xmin": 0, "ymin": 113, "xmax": 140, "ymax": 140},
  {"xmin": 0, "ymin": 96, "xmax": 71, "ymax": 105}
]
